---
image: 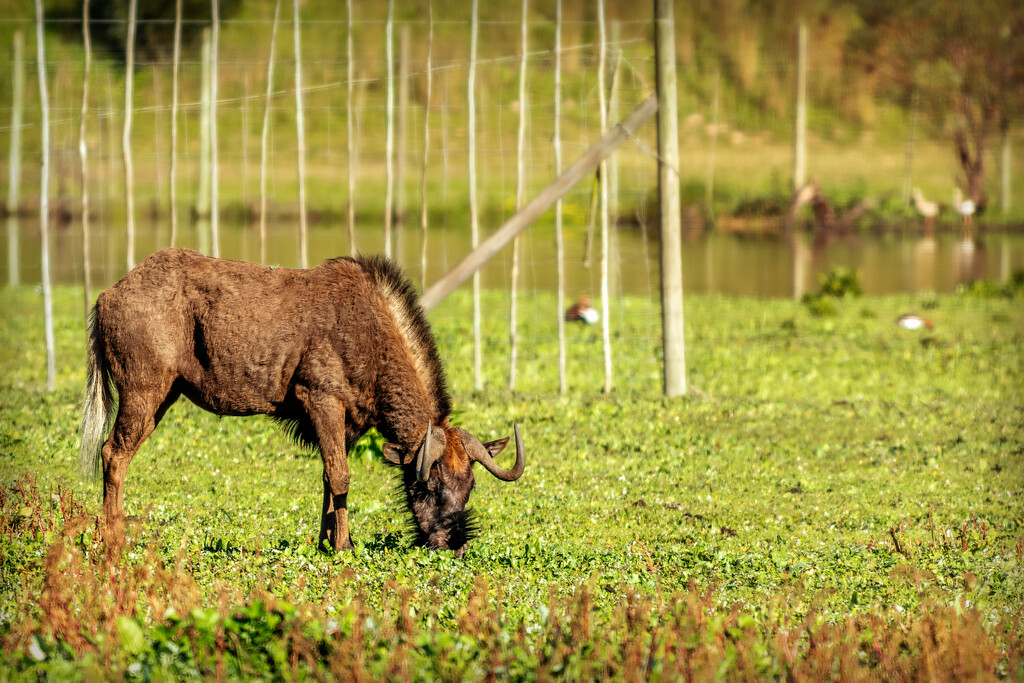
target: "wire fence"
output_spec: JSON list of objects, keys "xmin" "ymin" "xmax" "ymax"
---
[{"xmin": 1, "ymin": 1, "xmax": 1020, "ymax": 395}]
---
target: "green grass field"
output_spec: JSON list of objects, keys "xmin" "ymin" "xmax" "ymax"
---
[{"xmin": 1, "ymin": 279, "xmax": 1022, "ymax": 679}]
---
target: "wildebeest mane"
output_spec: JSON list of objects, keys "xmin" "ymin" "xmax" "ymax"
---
[
  {"xmin": 275, "ymin": 254, "xmax": 451, "ymax": 457},
  {"xmin": 353, "ymin": 254, "xmax": 452, "ymax": 423}
]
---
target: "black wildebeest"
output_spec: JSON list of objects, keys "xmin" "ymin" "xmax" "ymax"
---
[{"xmin": 81, "ymin": 248, "xmax": 525, "ymax": 556}]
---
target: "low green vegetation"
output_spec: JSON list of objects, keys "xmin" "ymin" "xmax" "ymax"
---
[{"xmin": 1, "ymin": 280, "xmax": 1022, "ymax": 679}]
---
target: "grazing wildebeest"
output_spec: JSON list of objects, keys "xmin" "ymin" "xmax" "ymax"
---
[{"xmin": 80, "ymin": 248, "xmax": 525, "ymax": 556}]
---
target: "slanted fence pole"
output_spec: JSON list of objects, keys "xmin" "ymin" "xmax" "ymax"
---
[
  {"xmin": 346, "ymin": 0, "xmax": 356, "ymax": 255},
  {"xmin": 169, "ymin": 0, "xmax": 182, "ymax": 246},
  {"xmin": 34, "ymin": 0, "xmax": 55, "ymax": 391},
  {"xmin": 468, "ymin": 0, "xmax": 482, "ymax": 390},
  {"xmin": 80, "ymin": 0, "xmax": 92, "ymax": 318},
  {"xmin": 210, "ymin": 0, "xmax": 220, "ymax": 257},
  {"xmin": 421, "ymin": 94, "xmax": 658, "ymax": 312},
  {"xmin": 6, "ymin": 31, "xmax": 23, "ymax": 215},
  {"xmin": 792, "ymin": 20, "xmax": 807, "ymax": 191},
  {"xmin": 554, "ymin": 0, "xmax": 566, "ymax": 395},
  {"xmin": 383, "ymin": 0, "xmax": 395, "ymax": 259},
  {"xmin": 292, "ymin": 0, "xmax": 308, "ymax": 268},
  {"xmin": 419, "ymin": 1, "xmax": 433, "ymax": 290},
  {"xmin": 259, "ymin": 0, "xmax": 281, "ymax": 264},
  {"xmin": 123, "ymin": 0, "xmax": 138, "ymax": 271},
  {"xmin": 510, "ymin": 0, "xmax": 528, "ymax": 393},
  {"xmin": 654, "ymin": 0, "xmax": 686, "ymax": 397}
]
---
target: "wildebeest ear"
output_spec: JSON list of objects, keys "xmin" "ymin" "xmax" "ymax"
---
[
  {"xmin": 382, "ymin": 442, "xmax": 409, "ymax": 465},
  {"xmin": 481, "ymin": 436, "xmax": 510, "ymax": 458}
]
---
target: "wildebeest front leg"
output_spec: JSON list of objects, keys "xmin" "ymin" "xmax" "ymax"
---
[
  {"xmin": 296, "ymin": 388, "xmax": 353, "ymax": 552},
  {"xmin": 101, "ymin": 387, "xmax": 176, "ymax": 553}
]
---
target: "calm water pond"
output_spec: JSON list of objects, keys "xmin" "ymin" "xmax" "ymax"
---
[{"xmin": 3, "ymin": 216, "xmax": 1023, "ymax": 299}]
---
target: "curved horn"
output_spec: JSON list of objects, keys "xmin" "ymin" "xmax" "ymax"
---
[
  {"xmin": 415, "ymin": 422, "xmax": 440, "ymax": 482},
  {"xmin": 473, "ymin": 424, "xmax": 526, "ymax": 482}
]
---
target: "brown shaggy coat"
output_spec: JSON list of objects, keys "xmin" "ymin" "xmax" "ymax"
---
[{"xmin": 81, "ymin": 248, "xmax": 523, "ymax": 554}]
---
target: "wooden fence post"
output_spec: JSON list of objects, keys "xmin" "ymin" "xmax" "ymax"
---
[
  {"xmin": 420, "ymin": 1, "xmax": 433, "ymax": 290},
  {"xmin": 80, "ymin": 0, "xmax": 92, "ymax": 318},
  {"xmin": 6, "ymin": 30, "xmax": 23, "ymax": 215},
  {"xmin": 169, "ymin": 0, "xmax": 182, "ymax": 247},
  {"xmin": 396, "ymin": 23, "xmax": 410, "ymax": 225},
  {"xmin": 598, "ymin": 0, "xmax": 612, "ymax": 394},
  {"xmin": 510, "ymin": 0, "xmax": 528, "ymax": 392},
  {"xmin": 123, "ymin": 0, "xmax": 138, "ymax": 271},
  {"xmin": 654, "ymin": 0, "xmax": 686, "ymax": 397},
  {"xmin": 34, "ymin": 0, "xmax": 55, "ymax": 391},
  {"xmin": 1000, "ymin": 127, "xmax": 1011, "ymax": 214},
  {"xmin": 210, "ymin": 0, "xmax": 220, "ymax": 257},
  {"xmin": 468, "ymin": 0, "xmax": 482, "ymax": 390},
  {"xmin": 346, "ymin": 0, "xmax": 356, "ymax": 255},
  {"xmin": 705, "ymin": 69, "xmax": 719, "ymax": 220},
  {"xmin": 198, "ymin": 28, "xmax": 211, "ymax": 219},
  {"xmin": 554, "ymin": 0, "xmax": 566, "ymax": 395},
  {"xmin": 383, "ymin": 0, "xmax": 395, "ymax": 258},
  {"xmin": 293, "ymin": 0, "xmax": 308, "ymax": 268},
  {"xmin": 792, "ymin": 20, "xmax": 807, "ymax": 191},
  {"xmin": 258, "ymin": 0, "xmax": 281, "ymax": 264}
]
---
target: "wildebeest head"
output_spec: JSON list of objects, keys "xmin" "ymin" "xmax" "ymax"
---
[{"xmin": 384, "ymin": 423, "xmax": 525, "ymax": 558}]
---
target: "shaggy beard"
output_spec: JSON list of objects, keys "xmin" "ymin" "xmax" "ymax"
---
[
  {"xmin": 391, "ymin": 472, "xmax": 479, "ymax": 552},
  {"xmin": 410, "ymin": 508, "xmax": 479, "ymax": 551}
]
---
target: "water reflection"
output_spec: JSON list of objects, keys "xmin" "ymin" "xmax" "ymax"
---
[{"xmin": 1, "ymin": 216, "xmax": 1022, "ymax": 298}]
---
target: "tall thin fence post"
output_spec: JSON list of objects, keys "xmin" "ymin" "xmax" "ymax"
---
[
  {"xmin": 419, "ymin": 1, "xmax": 433, "ymax": 290},
  {"xmin": 792, "ymin": 20, "xmax": 807, "ymax": 191},
  {"xmin": 468, "ymin": 0, "xmax": 482, "ymax": 391},
  {"xmin": 169, "ymin": 0, "xmax": 182, "ymax": 246},
  {"xmin": 210, "ymin": 0, "xmax": 220, "ymax": 258},
  {"xmin": 6, "ymin": 30, "xmax": 23, "ymax": 215},
  {"xmin": 598, "ymin": 0, "xmax": 612, "ymax": 394},
  {"xmin": 510, "ymin": 0, "xmax": 528, "ymax": 392},
  {"xmin": 396, "ymin": 23, "xmax": 410, "ymax": 226},
  {"xmin": 554, "ymin": 0, "xmax": 566, "ymax": 395},
  {"xmin": 292, "ymin": 0, "xmax": 308, "ymax": 268},
  {"xmin": 655, "ymin": 0, "xmax": 686, "ymax": 397},
  {"xmin": 80, "ymin": 0, "xmax": 92, "ymax": 319},
  {"xmin": 705, "ymin": 69, "xmax": 719, "ymax": 221},
  {"xmin": 198, "ymin": 28, "xmax": 211, "ymax": 219},
  {"xmin": 346, "ymin": 0, "xmax": 356, "ymax": 255},
  {"xmin": 607, "ymin": 21, "xmax": 621, "ymax": 229},
  {"xmin": 34, "ymin": 0, "xmax": 55, "ymax": 391},
  {"xmin": 1000, "ymin": 127, "xmax": 1011, "ymax": 214},
  {"xmin": 104, "ymin": 70, "xmax": 116, "ymax": 209},
  {"xmin": 902, "ymin": 86, "xmax": 917, "ymax": 206},
  {"xmin": 123, "ymin": 0, "xmax": 138, "ymax": 271},
  {"xmin": 7, "ymin": 31, "xmax": 23, "ymax": 287},
  {"xmin": 259, "ymin": 0, "xmax": 281, "ymax": 265},
  {"xmin": 383, "ymin": 0, "xmax": 395, "ymax": 259}
]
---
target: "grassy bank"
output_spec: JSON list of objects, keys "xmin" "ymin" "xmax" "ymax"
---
[{"xmin": 1, "ymin": 282, "xmax": 1022, "ymax": 678}]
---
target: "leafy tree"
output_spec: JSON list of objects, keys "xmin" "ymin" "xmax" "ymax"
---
[{"xmin": 852, "ymin": 0, "xmax": 1024, "ymax": 211}]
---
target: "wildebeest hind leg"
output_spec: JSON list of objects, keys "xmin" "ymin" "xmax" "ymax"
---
[
  {"xmin": 101, "ymin": 384, "xmax": 178, "ymax": 552},
  {"xmin": 296, "ymin": 388, "xmax": 353, "ymax": 552}
]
